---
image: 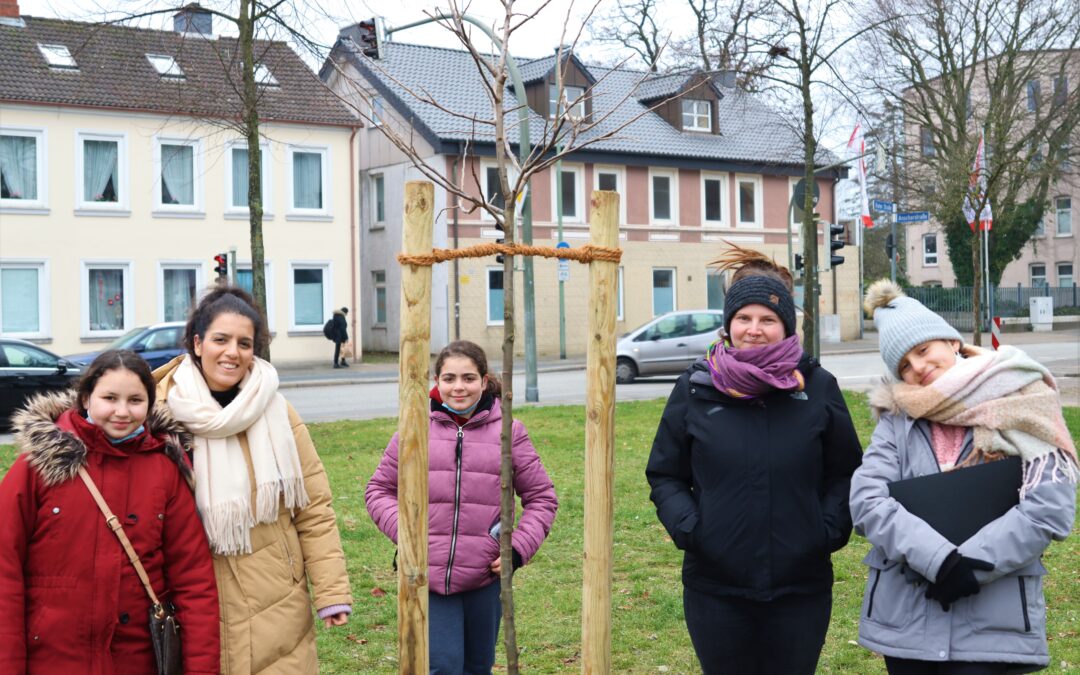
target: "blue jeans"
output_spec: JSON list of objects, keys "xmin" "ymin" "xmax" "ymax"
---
[{"xmin": 429, "ymin": 581, "xmax": 502, "ymax": 675}]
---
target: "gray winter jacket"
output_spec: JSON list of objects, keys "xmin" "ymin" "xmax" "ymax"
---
[{"xmin": 850, "ymin": 399, "xmax": 1075, "ymax": 667}]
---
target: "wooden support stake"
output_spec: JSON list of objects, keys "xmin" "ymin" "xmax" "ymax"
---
[
  {"xmin": 582, "ymin": 190, "xmax": 619, "ymax": 674},
  {"xmin": 397, "ymin": 181, "xmax": 434, "ymax": 675}
]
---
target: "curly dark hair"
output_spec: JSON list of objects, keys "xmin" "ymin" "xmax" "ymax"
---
[
  {"xmin": 76, "ymin": 349, "xmax": 156, "ymax": 415},
  {"xmin": 183, "ymin": 286, "xmax": 270, "ymax": 358}
]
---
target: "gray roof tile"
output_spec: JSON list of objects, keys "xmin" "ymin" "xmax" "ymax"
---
[{"xmin": 1, "ymin": 16, "xmax": 357, "ymax": 127}]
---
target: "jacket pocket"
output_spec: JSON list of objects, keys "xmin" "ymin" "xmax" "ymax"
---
[
  {"xmin": 962, "ymin": 561, "xmax": 1046, "ymax": 634},
  {"xmin": 281, "ymin": 523, "xmax": 305, "ymax": 583},
  {"xmin": 861, "ymin": 552, "xmax": 924, "ymax": 630}
]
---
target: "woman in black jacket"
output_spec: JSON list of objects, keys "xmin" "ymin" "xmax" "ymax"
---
[{"xmin": 646, "ymin": 249, "xmax": 862, "ymax": 674}]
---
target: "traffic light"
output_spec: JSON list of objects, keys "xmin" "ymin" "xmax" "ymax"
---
[
  {"xmin": 885, "ymin": 233, "xmax": 895, "ymax": 261},
  {"xmin": 794, "ymin": 254, "xmax": 804, "ymax": 276},
  {"xmin": 494, "ymin": 220, "xmax": 506, "ymax": 265},
  {"xmin": 828, "ymin": 222, "xmax": 846, "ymax": 268},
  {"xmin": 213, "ymin": 253, "xmax": 228, "ymax": 281},
  {"xmin": 353, "ymin": 18, "xmax": 385, "ymax": 59}
]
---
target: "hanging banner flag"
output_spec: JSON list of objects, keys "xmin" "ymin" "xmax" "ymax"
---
[
  {"xmin": 847, "ymin": 123, "xmax": 874, "ymax": 229},
  {"xmin": 963, "ymin": 132, "xmax": 993, "ymax": 231}
]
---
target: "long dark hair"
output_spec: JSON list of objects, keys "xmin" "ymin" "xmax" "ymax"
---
[
  {"xmin": 76, "ymin": 349, "xmax": 155, "ymax": 415},
  {"xmin": 434, "ymin": 340, "xmax": 502, "ymax": 397},
  {"xmin": 183, "ymin": 285, "xmax": 270, "ymax": 358}
]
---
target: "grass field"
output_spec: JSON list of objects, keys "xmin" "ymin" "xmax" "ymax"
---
[{"xmin": 2, "ymin": 393, "xmax": 1077, "ymax": 673}]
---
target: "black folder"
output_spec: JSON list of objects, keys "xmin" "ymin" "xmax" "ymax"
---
[{"xmin": 887, "ymin": 456, "xmax": 1022, "ymax": 545}]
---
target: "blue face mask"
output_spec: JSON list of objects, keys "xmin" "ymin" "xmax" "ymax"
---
[
  {"xmin": 86, "ymin": 413, "xmax": 145, "ymax": 445},
  {"xmin": 442, "ymin": 399, "xmax": 480, "ymax": 417}
]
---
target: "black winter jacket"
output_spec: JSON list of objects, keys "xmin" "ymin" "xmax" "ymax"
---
[
  {"xmin": 646, "ymin": 354, "xmax": 862, "ymax": 601},
  {"xmin": 331, "ymin": 311, "xmax": 349, "ymax": 343}
]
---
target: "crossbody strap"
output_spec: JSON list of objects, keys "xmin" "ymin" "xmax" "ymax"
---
[{"xmin": 77, "ymin": 466, "xmax": 162, "ymax": 608}]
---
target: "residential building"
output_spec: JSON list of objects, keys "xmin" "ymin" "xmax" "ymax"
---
[
  {"xmin": 0, "ymin": 4, "xmax": 359, "ymax": 364},
  {"xmin": 323, "ymin": 31, "xmax": 860, "ymax": 358}
]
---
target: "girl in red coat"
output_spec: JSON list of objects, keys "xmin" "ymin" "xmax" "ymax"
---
[{"xmin": 0, "ymin": 349, "xmax": 219, "ymax": 675}]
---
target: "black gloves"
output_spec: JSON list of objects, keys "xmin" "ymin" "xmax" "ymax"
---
[{"xmin": 926, "ymin": 550, "xmax": 994, "ymax": 611}]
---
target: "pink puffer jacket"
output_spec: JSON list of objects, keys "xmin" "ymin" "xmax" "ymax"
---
[{"xmin": 366, "ymin": 397, "xmax": 558, "ymax": 595}]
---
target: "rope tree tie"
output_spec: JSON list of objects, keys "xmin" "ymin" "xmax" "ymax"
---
[{"xmin": 397, "ymin": 242, "xmax": 623, "ymax": 266}]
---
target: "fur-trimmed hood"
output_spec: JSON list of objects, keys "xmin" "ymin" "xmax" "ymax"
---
[{"xmin": 11, "ymin": 389, "xmax": 195, "ymax": 488}]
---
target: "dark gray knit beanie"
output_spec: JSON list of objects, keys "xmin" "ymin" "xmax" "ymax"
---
[
  {"xmin": 723, "ymin": 275, "xmax": 797, "ymax": 337},
  {"xmin": 863, "ymin": 279, "xmax": 962, "ymax": 378}
]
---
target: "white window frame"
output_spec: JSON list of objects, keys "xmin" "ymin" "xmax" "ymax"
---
[
  {"xmin": 486, "ymin": 266, "xmax": 505, "ymax": 326},
  {"xmin": 652, "ymin": 267, "xmax": 677, "ymax": 316},
  {"xmin": 80, "ymin": 260, "xmax": 133, "ymax": 338},
  {"xmin": 700, "ymin": 171, "xmax": 728, "ymax": 228},
  {"xmin": 549, "ymin": 84, "xmax": 586, "ymax": 120},
  {"xmin": 371, "ymin": 172, "xmax": 386, "ymax": 225},
  {"xmin": 649, "ymin": 168, "xmax": 678, "ymax": 226},
  {"xmin": 735, "ymin": 174, "xmax": 763, "ymax": 228},
  {"xmin": 0, "ymin": 127, "xmax": 48, "ymax": 212},
  {"xmin": 552, "ymin": 163, "xmax": 584, "ymax": 224},
  {"xmin": 681, "ymin": 99, "xmax": 712, "ymax": 132},
  {"xmin": 370, "ymin": 96, "xmax": 385, "ymax": 127},
  {"xmin": 372, "ymin": 270, "xmax": 387, "ymax": 325},
  {"xmin": 75, "ymin": 130, "xmax": 129, "ymax": 214},
  {"xmin": 235, "ymin": 261, "xmax": 276, "ymax": 329},
  {"xmin": 1030, "ymin": 264, "xmax": 1047, "ymax": 288},
  {"xmin": 594, "ymin": 165, "xmax": 627, "ymax": 224},
  {"xmin": 153, "ymin": 136, "xmax": 204, "ymax": 216},
  {"xmin": 617, "ymin": 267, "xmax": 624, "ymax": 321},
  {"xmin": 254, "ymin": 63, "xmax": 279, "ymax": 88},
  {"xmin": 922, "ymin": 233, "xmax": 938, "ymax": 266},
  {"xmin": 480, "ymin": 160, "xmax": 518, "ymax": 222},
  {"xmin": 146, "ymin": 54, "xmax": 184, "ymax": 79},
  {"xmin": 286, "ymin": 145, "xmax": 331, "ymax": 219},
  {"xmin": 224, "ymin": 140, "xmax": 272, "ymax": 218},
  {"xmin": 288, "ymin": 262, "xmax": 332, "ymax": 332},
  {"xmin": 1055, "ymin": 196, "xmax": 1071, "ymax": 236},
  {"xmin": 156, "ymin": 262, "xmax": 205, "ymax": 323},
  {"xmin": 0, "ymin": 259, "xmax": 50, "ymax": 339},
  {"xmin": 1057, "ymin": 262, "xmax": 1074, "ymax": 287},
  {"xmin": 38, "ymin": 43, "xmax": 77, "ymax": 70}
]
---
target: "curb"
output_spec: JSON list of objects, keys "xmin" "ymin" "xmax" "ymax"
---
[{"xmin": 278, "ymin": 361, "xmax": 588, "ymax": 389}]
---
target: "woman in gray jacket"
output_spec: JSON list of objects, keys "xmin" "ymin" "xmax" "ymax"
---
[{"xmin": 851, "ymin": 280, "xmax": 1077, "ymax": 675}]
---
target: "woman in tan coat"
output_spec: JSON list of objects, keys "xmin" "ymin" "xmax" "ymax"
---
[{"xmin": 155, "ymin": 286, "xmax": 352, "ymax": 673}]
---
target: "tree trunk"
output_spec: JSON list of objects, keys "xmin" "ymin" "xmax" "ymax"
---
[
  {"xmin": 799, "ymin": 38, "xmax": 818, "ymax": 358},
  {"xmin": 498, "ymin": 202, "xmax": 519, "ymax": 674},
  {"xmin": 239, "ymin": 0, "xmax": 269, "ymax": 360}
]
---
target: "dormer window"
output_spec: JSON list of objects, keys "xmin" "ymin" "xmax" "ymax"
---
[
  {"xmin": 549, "ymin": 85, "xmax": 585, "ymax": 120},
  {"xmin": 682, "ymin": 100, "xmax": 712, "ymax": 132},
  {"xmin": 38, "ymin": 44, "xmax": 77, "ymax": 70},
  {"xmin": 254, "ymin": 64, "xmax": 279, "ymax": 88},
  {"xmin": 147, "ymin": 54, "xmax": 185, "ymax": 79}
]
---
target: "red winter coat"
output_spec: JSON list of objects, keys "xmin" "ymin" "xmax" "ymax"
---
[
  {"xmin": 366, "ymin": 391, "xmax": 558, "ymax": 596},
  {"xmin": 0, "ymin": 391, "xmax": 219, "ymax": 675}
]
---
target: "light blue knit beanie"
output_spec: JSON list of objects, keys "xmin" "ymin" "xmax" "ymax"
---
[{"xmin": 863, "ymin": 279, "xmax": 962, "ymax": 379}]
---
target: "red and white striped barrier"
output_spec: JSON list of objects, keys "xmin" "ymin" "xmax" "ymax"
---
[{"xmin": 991, "ymin": 316, "xmax": 1002, "ymax": 350}]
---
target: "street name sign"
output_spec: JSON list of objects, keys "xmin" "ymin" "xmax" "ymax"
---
[
  {"xmin": 896, "ymin": 211, "xmax": 930, "ymax": 223},
  {"xmin": 873, "ymin": 199, "xmax": 895, "ymax": 213}
]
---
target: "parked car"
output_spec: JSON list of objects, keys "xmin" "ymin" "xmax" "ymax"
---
[
  {"xmin": 65, "ymin": 321, "xmax": 186, "ymax": 370},
  {"xmin": 0, "ymin": 338, "xmax": 82, "ymax": 429},
  {"xmin": 616, "ymin": 310, "xmax": 725, "ymax": 384}
]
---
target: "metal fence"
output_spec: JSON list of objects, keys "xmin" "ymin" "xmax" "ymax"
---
[{"xmin": 903, "ymin": 285, "xmax": 1080, "ymax": 331}]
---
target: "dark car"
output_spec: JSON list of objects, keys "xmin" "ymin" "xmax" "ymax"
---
[
  {"xmin": 65, "ymin": 321, "xmax": 186, "ymax": 370},
  {"xmin": 0, "ymin": 338, "xmax": 82, "ymax": 429}
]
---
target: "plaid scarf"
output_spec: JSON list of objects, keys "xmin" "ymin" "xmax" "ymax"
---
[{"xmin": 890, "ymin": 345, "xmax": 1078, "ymax": 496}]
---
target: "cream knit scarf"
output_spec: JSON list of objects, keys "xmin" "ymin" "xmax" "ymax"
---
[
  {"xmin": 167, "ymin": 355, "xmax": 309, "ymax": 555},
  {"xmin": 890, "ymin": 345, "xmax": 1078, "ymax": 496}
]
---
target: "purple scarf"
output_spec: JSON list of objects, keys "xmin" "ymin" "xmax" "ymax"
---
[{"xmin": 705, "ymin": 334, "xmax": 805, "ymax": 400}]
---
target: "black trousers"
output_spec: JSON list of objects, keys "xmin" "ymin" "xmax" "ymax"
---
[
  {"xmin": 683, "ymin": 585, "xmax": 831, "ymax": 675},
  {"xmin": 333, "ymin": 340, "xmax": 344, "ymax": 364},
  {"xmin": 885, "ymin": 657, "xmax": 1017, "ymax": 675}
]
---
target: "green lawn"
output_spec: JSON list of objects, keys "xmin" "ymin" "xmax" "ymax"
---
[{"xmin": 3, "ymin": 395, "xmax": 1078, "ymax": 673}]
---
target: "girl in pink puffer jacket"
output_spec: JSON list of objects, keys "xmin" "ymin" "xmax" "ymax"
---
[{"xmin": 366, "ymin": 340, "xmax": 558, "ymax": 674}]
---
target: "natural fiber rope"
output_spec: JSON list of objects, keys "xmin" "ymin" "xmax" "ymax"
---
[{"xmin": 397, "ymin": 242, "xmax": 622, "ymax": 267}]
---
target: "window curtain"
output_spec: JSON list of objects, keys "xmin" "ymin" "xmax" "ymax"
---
[
  {"xmin": 0, "ymin": 135, "xmax": 37, "ymax": 200},
  {"xmin": 89, "ymin": 268, "xmax": 124, "ymax": 331},
  {"xmin": 1, "ymin": 268, "xmax": 39, "ymax": 332},
  {"xmin": 163, "ymin": 268, "xmax": 196, "ymax": 321},
  {"xmin": 84, "ymin": 140, "xmax": 118, "ymax": 202},
  {"xmin": 293, "ymin": 152, "xmax": 322, "ymax": 209},
  {"xmin": 161, "ymin": 144, "xmax": 194, "ymax": 205},
  {"xmin": 294, "ymin": 269, "xmax": 323, "ymax": 325},
  {"xmin": 232, "ymin": 147, "xmax": 249, "ymax": 207}
]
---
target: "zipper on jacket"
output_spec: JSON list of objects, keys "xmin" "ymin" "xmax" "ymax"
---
[
  {"xmin": 866, "ymin": 569, "xmax": 881, "ymax": 619},
  {"xmin": 1018, "ymin": 577, "xmax": 1031, "ymax": 632},
  {"xmin": 444, "ymin": 426, "xmax": 465, "ymax": 595}
]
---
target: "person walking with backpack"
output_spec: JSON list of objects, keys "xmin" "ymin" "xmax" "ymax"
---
[{"xmin": 325, "ymin": 307, "xmax": 349, "ymax": 368}]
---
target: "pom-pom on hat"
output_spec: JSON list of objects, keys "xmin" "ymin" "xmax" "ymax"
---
[
  {"xmin": 864, "ymin": 279, "xmax": 962, "ymax": 378},
  {"xmin": 723, "ymin": 275, "xmax": 797, "ymax": 338}
]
